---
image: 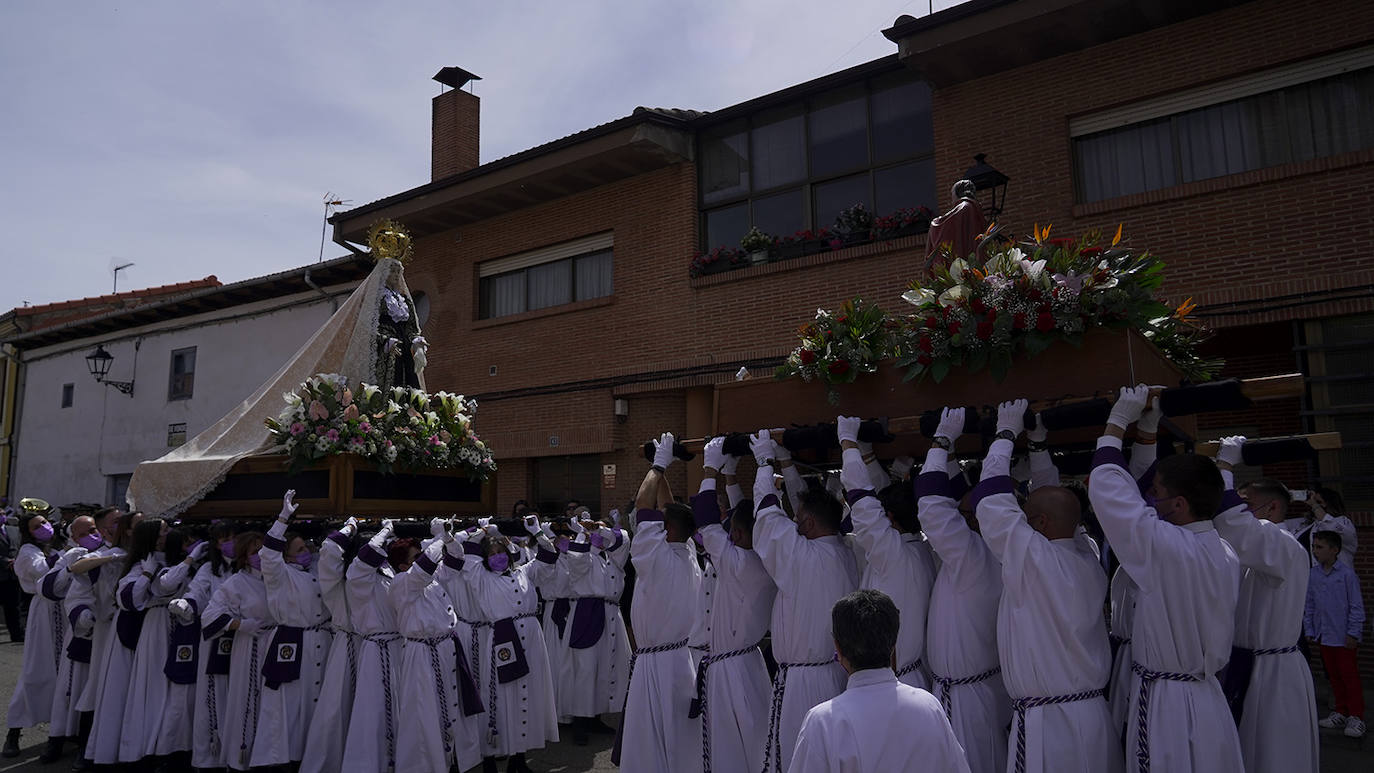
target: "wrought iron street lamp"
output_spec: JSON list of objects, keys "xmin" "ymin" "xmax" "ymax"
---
[
  {"xmin": 962, "ymin": 153, "xmax": 1009, "ymax": 219},
  {"xmin": 86, "ymin": 345, "xmax": 134, "ymax": 395}
]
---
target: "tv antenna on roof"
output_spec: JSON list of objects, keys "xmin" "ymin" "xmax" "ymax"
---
[
  {"xmin": 320, "ymin": 192, "xmax": 352, "ymax": 262},
  {"xmin": 111, "ymin": 261, "xmax": 135, "ymax": 294}
]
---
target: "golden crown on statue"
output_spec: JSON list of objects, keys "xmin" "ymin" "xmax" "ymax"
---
[{"xmin": 366, "ymin": 219, "xmax": 414, "ymax": 265}]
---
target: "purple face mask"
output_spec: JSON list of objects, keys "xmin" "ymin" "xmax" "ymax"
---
[
  {"xmin": 77, "ymin": 532, "xmax": 103, "ymax": 551},
  {"xmin": 556, "ymin": 537, "xmax": 571, "ymax": 553},
  {"xmin": 33, "ymin": 522, "xmax": 55, "ymax": 542},
  {"xmin": 220, "ymin": 541, "xmax": 236, "ymax": 560},
  {"xmin": 589, "ymin": 532, "xmax": 605, "ymax": 550},
  {"xmin": 293, "ymin": 551, "xmax": 313, "ymax": 570},
  {"xmin": 692, "ymin": 533, "xmax": 705, "ymax": 548},
  {"xmin": 486, "ymin": 552, "xmax": 510, "ymax": 573},
  {"xmin": 247, "ymin": 554, "xmax": 261, "ymax": 571}
]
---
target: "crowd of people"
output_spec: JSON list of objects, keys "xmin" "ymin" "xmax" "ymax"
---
[{"xmin": 0, "ymin": 384, "xmax": 1366, "ymax": 773}]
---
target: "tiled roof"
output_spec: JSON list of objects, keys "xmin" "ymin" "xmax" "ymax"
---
[{"xmin": 14, "ymin": 276, "xmax": 221, "ymax": 317}]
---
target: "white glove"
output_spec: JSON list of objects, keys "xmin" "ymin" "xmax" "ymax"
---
[
  {"xmin": 749, "ymin": 430, "xmax": 775, "ymax": 467},
  {"xmin": 278, "ymin": 489, "xmax": 299, "ymax": 522},
  {"xmin": 719, "ymin": 453, "xmax": 740, "ymax": 476},
  {"xmin": 448, "ymin": 531, "xmax": 470, "ymax": 555},
  {"xmin": 522, "ymin": 514, "xmax": 542, "ymax": 538},
  {"xmin": 342, "ymin": 516, "xmax": 359, "ymax": 537},
  {"xmin": 652, "ymin": 432, "xmax": 676, "ymax": 470},
  {"xmin": 840, "ymin": 446, "xmax": 869, "ymax": 493},
  {"xmin": 73, "ymin": 609, "xmax": 95, "ymax": 637},
  {"xmin": 837, "ymin": 415, "xmax": 862, "ymax": 445},
  {"xmin": 703, "ymin": 437, "xmax": 726, "ymax": 472},
  {"xmin": 187, "ymin": 541, "xmax": 209, "ymax": 564},
  {"xmin": 140, "ymin": 555, "xmax": 159, "ymax": 574},
  {"xmin": 1218, "ymin": 435, "xmax": 1246, "ymax": 468},
  {"xmin": 477, "ymin": 517, "xmax": 491, "ymax": 529},
  {"xmin": 889, "ymin": 455, "xmax": 915, "ymax": 481},
  {"xmin": 168, "ymin": 598, "xmax": 195, "ymax": 624},
  {"xmin": 1108, "ymin": 385, "xmax": 1150, "ymax": 430},
  {"xmin": 462, "ymin": 526, "xmax": 485, "ymax": 544},
  {"xmin": 773, "ymin": 439, "xmax": 792, "ymax": 463},
  {"xmin": 997, "ymin": 399, "xmax": 1027, "ymax": 437},
  {"xmin": 1137, "ymin": 392, "xmax": 1162, "ymax": 434},
  {"xmin": 430, "ymin": 517, "xmax": 447, "ymax": 538},
  {"xmin": 935, "ymin": 407, "xmax": 964, "ymax": 443},
  {"xmin": 568, "ymin": 518, "xmax": 585, "ymax": 535},
  {"xmin": 369, "ymin": 519, "xmax": 395, "ymax": 547},
  {"xmin": 540, "ymin": 522, "xmax": 556, "ymax": 541},
  {"xmin": 1027, "ymin": 413, "xmax": 1048, "ymax": 444}
]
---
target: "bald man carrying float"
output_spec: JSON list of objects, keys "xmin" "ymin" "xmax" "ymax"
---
[{"xmin": 969, "ymin": 399, "xmax": 1124, "ymax": 773}]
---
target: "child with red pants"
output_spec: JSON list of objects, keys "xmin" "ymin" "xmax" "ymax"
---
[{"xmin": 1305, "ymin": 530, "xmax": 1366, "ymax": 738}]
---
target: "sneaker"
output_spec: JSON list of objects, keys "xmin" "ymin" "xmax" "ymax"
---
[
  {"xmin": 1318, "ymin": 711, "xmax": 1347, "ymax": 729},
  {"xmin": 1345, "ymin": 717, "xmax": 1367, "ymax": 738}
]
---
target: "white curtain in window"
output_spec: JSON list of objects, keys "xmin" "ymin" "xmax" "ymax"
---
[
  {"xmin": 574, "ymin": 251, "xmax": 613, "ymax": 301},
  {"xmin": 1074, "ymin": 120, "xmax": 1175, "ymax": 202},
  {"xmin": 485, "ymin": 272, "xmax": 526, "ymax": 318},
  {"xmin": 527, "ymin": 260, "xmax": 572, "ymax": 311}
]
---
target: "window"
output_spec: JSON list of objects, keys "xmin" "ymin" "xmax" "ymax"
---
[
  {"xmin": 61, "ymin": 383, "xmax": 73, "ymax": 408},
  {"xmin": 699, "ymin": 70, "xmax": 935, "ymax": 250},
  {"xmin": 168, "ymin": 347, "xmax": 196, "ymax": 401},
  {"xmin": 167, "ymin": 423, "xmax": 187, "ymax": 447},
  {"xmin": 1304, "ymin": 313, "xmax": 1374, "ymax": 510},
  {"xmin": 1073, "ymin": 60, "xmax": 1374, "ymax": 203},
  {"xmin": 477, "ymin": 234, "xmax": 614, "ymax": 320},
  {"xmin": 107, "ymin": 474, "xmax": 132, "ymax": 509}
]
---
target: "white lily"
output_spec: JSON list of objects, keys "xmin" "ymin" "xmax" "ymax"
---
[
  {"xmin": 938, "ymin": 285, "xmax": 970, "ymax": 307},
  {"xmin": 902, "ymin": 287, "xmax": 936, "ymax": 307}
]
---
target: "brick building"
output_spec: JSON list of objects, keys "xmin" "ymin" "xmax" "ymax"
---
[{"xmin": 331, "ymin": 0, "xmax": 1372, "ymax": 671}]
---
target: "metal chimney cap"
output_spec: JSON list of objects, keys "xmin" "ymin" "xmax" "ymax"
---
[{"xmin": 433, "ymin": 67, "xmax": 482, "ymax": 90}]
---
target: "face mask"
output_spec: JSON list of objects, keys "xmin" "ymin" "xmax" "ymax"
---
[
  {"xmin": 220, "ymin": 541, "xmax": 236, "ymax": 560},
  {"xmin": 556, "ymin": 537, "xmax": 571, "ymax": 553},
  {"xmin": 33, "ymin": 523, "xmax": 54, "ymax": 542},
  {"xmin": 293, "ymin": 551, "xmax": 313, "ymax": 570},
  {"xmin": 486, "ymin": 552, "xmax": 509, "ymax": 573},
  {"xmin": 589, "ymin": 533, "xmax": 604, "ymax": 550},
  {"xmin": 77, "ymin": 533, "xmax": 103, "ymax": 551},
  {"xmin": 247, "ymin": 554, "xmax": 261, "ymax": 571}
]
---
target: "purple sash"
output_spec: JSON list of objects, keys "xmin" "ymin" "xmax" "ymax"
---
[
  {"xmin": 165, "ymin": 620, "xmax": 201, "ymax": 684},
  {"xmin": 568, "ymin": 598, "xmax": 606, "ymax": 649},
  {"xmin": 115, "ymin": 609, "xmax": 146, "ymax": 650},
  {"xmin": 551, "ymin": 598, "xmax": 571, "ymax": 639},
  {"xmin": 452, "ymin": 635, "xmax": 484, "ymax": 716},
  {"xmin": 262, "ymin": 626, "xmax": 303, "ymax": 689},
  {"xmin": 66, "ymin": 605, "xmax": 92, "ymax": 662},
  {"xmin": 492, "ymin": 618, "xmax": 530, "ymax": 684},
  {"xmin": 206, "ymin": 634, "xmax": 233, "ymax": 675}
]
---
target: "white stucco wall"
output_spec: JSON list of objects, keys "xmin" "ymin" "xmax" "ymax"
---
[{"xmin": 10, "ymin": 284, "xmax": 356, "ymax": 507}]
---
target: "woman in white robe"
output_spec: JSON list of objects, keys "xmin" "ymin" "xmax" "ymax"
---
[
  {"xmin": 86, "ymin": 515, "xmax": 161, "ymax": 765},
  {"xmin": 41, "ymin": 523, "xmax": 97, "ymax": 764},
  {"xmin": 392, "ymin": 536, "xmax": 483, "ymax": 773},
  {"xmin": 532, "ymin": 528, "xmax": 573, "ymax": 720},
  {"xmin": 119, "ymin": 524, "xmax": 199, "ymax": 763},
  {"xmin": 3, "ymin": 511, "xmax": 62, "ymax": 756},
  {"xmin": 301, "ymin": 519, "xmax": 358, "ymax": 773},
  {"xmin": 340, "ymin": 521, "xmax": 407, "ymax": 773},
  {"xmin": 461, "ymin": 523, "xmax": 559, "ymax": 772},
  {"xmin": 200, "ymin": 531, "xmax": 275, "ymax": 772},
  {"xmin": 174, "ymin": 523, "xmax": 236, "ymax": 770}
]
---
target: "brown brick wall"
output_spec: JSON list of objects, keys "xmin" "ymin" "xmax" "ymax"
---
[{"xmin": 432, "ymin": 88, "xmax": 480, "ymax": 180}]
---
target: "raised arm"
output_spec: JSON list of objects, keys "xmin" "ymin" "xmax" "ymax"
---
[
  {"xmin": 1213, "ymin": 436, "xmax": 1302, "ymax": 580},
  {"xmin": 319, "ymin": 517, "xmax": 357, "ymax": 599},
  {"xmin": 838, "ymin": 416, "xmax": 903, "ymax": 572},
  {"xmin": 974, "ymin": 400, "xmax": 1045, "ymax": 574},
  {"xmin": 1027, "ymin": 412, "xmax": 1060, "ymax": 492},
  {"xmin": 749, "ymin": 430, "xmax": 812, "ymax": 586},
  {"xmin": 916, "ymin": 408, "xmax": 979, "ymax": 566}
]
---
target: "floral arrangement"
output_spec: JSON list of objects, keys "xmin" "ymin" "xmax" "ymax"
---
[
  {"xmin": 873, "ymin": 206, "xmax": 935, "ymax": 239},
  {"xmin": 773, "ymin": 298, "xmax": 896, "ymax": 404},
  {"xmin": 265, "ymin": 373, "xmax": 497, "ymax": 478},
  {"xmin": 776, "ymin": 224, "xmax": 1221, "ymax": 391},
  {"xmin": 834, "ymin": 203, "xmax": 874, "ymax": 236},
  {"xmin": 740, "ymin": 226, "xmax": 772, "ymax": 253}
]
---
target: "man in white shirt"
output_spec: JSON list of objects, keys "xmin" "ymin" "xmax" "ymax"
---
[
  {"xmin": 789, "ymin": 589, "xmax": 970, "ymax": 773},
  {"xmin": 1088, "ymin": 386, "xmax": 1243, "ymax": 773}
]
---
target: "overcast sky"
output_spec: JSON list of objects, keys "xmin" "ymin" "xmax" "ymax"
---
[{"xmin": 1, "ymin": 0, "xmax": 967, "ymax": 312}]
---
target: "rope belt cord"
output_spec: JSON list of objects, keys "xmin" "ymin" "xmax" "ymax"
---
[
  {"xmin": 344, "ymin": 630, "xmax": 360, "ymax": 708},
  {"xmin": 52, "ymin": 603, "xmax": 65, "ymax": 674},
  {"xmin": 932, "ymin": 665, "xmax": 1003, "ymax": 718},
  {"xmin": 365, "ymin": 631, "xmax": 404, "ymax": 773},
  {"xmin": 1010, "ymin": 688, "xmax": 1107, "ymax": 773},
  {"xmin": 239, "ymin": 626, "xmax": 276, "ymax": 770},
  {"xmin": 694, "ymin": 644, "xmax": 759, "ymax": 773},
  {"xmin": 761, "ymin": 658, "xmax": 837, "ymax": 773},
  {"xmin": 485, "ymin": 612, "xmax": 539, "ymax": 747},
  {"xmin": 1251, "ymin": 644, "xmax": 1299, "ymax": 656},
  {"xmin": 408, "ymin": 634, "xmax": 456, "ymax": 754},
  {"xmin": 1131, "ymin": 662, "xmax": 1201, "ymax": 773},
  {"xmin": 895, "ymin": 658, "xmax": 924, "ymax": 680},
  {"xmin": 457, "ymin": 615, "xmax": 488, "ymax": 688}
]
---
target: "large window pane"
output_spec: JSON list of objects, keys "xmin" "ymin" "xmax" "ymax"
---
[
  {"xmin": 809, "ymin": 87, "xmax": 868, "ymax": 177},
  {"xmin": 874, "ymin": 159, "xmax": 935, "ymax": 215},
  {"xmin": 751, "ymin": 107, "xmax": 805, "ymax": 191},
  {"xmin": 574, "ymin": 250, "xmax": 613, "ymax": 300},
  {"xmin": 705, "ymin": 203, "xmax": 749, "ymax": 250},
  {"xmin": 701, "ymin": 121, "xmax": 750, "ymax": 204},
  {"xmin": 480, "ymin": 272, "xmax": 526, "ymax": 318},
  {"xmin": 527, "ymin": 260, "xmax": 572, "ymax": 311},
  {"xmin": 871, "ymin": 77, "xmax": 933, "ymax": 162},
  {"xmin": 814, "ymin": 173, "xmax": 871, "ymax": 231},
  {"xmin": 1074, "ymin": 118, "xmax": 1176, "ymax": 202},
  {"xmin": 752, "ymin": 188, "xmax": 804, "ymax": 240}
]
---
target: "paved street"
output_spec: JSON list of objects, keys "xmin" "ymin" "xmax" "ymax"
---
[{"xmin": 0, "ymin": 632, "xmax": 1365, "ymax": 772}]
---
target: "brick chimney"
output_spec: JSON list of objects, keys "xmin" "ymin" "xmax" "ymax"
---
[{"xmin": 431, "ymin": 67, "xmax": 481, "ymax": 180}]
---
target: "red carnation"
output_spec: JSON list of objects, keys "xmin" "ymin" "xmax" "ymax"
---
[
  {"xmin": 828, "ymin": 359, "xmax": 851, "ymax": 376},
  {"xmin": 799, "ymin": 349, "xmax": 816, "ymax": 365},
  {"xmin": 1036, "ymin": 312, "xmax": 1056, "ymax": 332},
  {"xmin": 924, "ymin": 316, "xmax": 938, "ymax": 329},
  {"xmin": 918, "ymin": 336, "xmax": 933, "ymax": 353},
  {"xmin": 948, "ymin": 321, "xmax": 962, "ymax": 336},
  {"xmin": 971, "ymin": 298, "xmax": 987, "ymax": 314},
  {"xmin": 917, "ymin": 354, "xmax": 933, "ymax": 366},
  {"xmin": 1013, "ymin": 312, "xmax": 1027, "ymax": 330},
  {"xmin": 1028, "ymin": 288, "xmax": 1043, "ymax": 302},
  {"xmin": 837, "ymin": 315, "xmax": 849, "ymax": 324},
  {"xmin": 986, "ymin": 307, "xmax": 998, "ymax": 322},
  {"xmin": 976, "ymin": 321, "xmax": 994, "ymax": 340}
]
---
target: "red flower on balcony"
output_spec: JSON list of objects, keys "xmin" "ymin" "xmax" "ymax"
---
[
  {"xmin": 828, "ymin": 359, "xmax": 851, "ymax": 376},
  {"xmin": 799, "ymin": 349, "xmax": 816, "ymax": 365}
]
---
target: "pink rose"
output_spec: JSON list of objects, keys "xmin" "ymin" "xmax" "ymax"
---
[{"xmin": 341, "ymin": 389, "xmax": 353, "ymax": 406}]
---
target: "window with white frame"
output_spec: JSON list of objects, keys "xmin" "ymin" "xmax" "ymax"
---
[
  {"xmin": 1071, "ymin": 49, "xmax": 1374, "ymax": 203},
  {"xmin": 477, "ymin": 234, "xmax": 614, "ymax": 320}
]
